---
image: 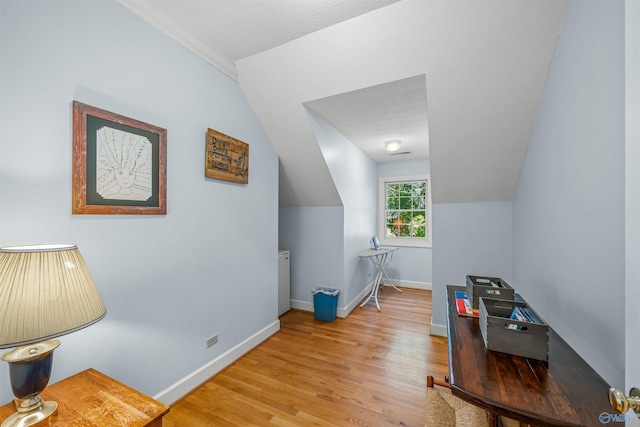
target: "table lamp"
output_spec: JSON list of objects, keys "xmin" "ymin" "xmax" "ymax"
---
[{"xmin": 0, "ymin": 244, "xmax": 106, "ymax": 427}]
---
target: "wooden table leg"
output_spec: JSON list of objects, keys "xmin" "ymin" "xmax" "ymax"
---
[{"xmin": 488, "ymin": 412, "xmax": 498, "ymax": 427}]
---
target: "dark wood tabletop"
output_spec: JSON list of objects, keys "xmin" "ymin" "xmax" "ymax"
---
[{"xmin": 446, "ymin": 285, "xmax": 618, "ymax": 427}]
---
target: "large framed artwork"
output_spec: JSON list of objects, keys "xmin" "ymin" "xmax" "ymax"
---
[
  {"xmin": 72, "ymin": 101, "xmax": 167, "ymax": 215},
  {"xmin": 205, "ymin": 128, "xmax": 249, "ymax": 184}
]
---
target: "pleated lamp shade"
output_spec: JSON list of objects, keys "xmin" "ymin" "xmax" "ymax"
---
[{"xmin": 0, "ymin": 244, "xmax": 106, "ymax": 349}]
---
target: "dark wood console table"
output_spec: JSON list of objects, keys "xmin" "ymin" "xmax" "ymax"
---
[{"xmin": 446, "ymin": 285, "xmax": 615, "ymax": 427}]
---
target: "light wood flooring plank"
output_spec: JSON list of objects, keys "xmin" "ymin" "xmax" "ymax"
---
[{"xmin": 164, "ymin": 288, "xmax": 449, "ymax": 426}]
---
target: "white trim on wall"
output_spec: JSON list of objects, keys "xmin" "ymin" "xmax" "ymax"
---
[
  {"xmin": 153, "ymin": 320, "xmax": 280, "ymax": 405},
  {"xmin": 395, "ymin": 279, "xmax": 432, "ymax": 290},
  {"xmin": 430, "ymin": 321, "xmax": 447, "ymax": 337},
  {"xmin": 290, "ymin": 280, "xmax": 432, "ymax": 317},
  {"xmin": 290, "ymin": 281, "xmax": 375, "ymax": 318},
  {"xmin": 117, "ymin": 0, "xmax": 238, "ymax": 80}
]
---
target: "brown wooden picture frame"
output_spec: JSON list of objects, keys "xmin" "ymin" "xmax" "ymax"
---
[
  {"xmin": 72, "ymin": 101, "xmax": 167, "ymax": 215},
  {"xmin": 205, "ymin": 128, "xmax": 249, "ymax": 184}
]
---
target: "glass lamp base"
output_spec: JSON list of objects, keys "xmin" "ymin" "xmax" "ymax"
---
[{"xmin": 1, "ymin": 400, "xmax": 58, "ymax": 427}]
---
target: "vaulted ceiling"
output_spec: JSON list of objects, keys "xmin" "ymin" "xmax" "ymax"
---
[{"xmin": 119, "ymin": 0, "xmax": 568, "ymax": 206}]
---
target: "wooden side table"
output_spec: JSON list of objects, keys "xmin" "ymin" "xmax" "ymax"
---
[{"xmin": 0, "ymin": 368, "xmax": 169, "ymax": 426}]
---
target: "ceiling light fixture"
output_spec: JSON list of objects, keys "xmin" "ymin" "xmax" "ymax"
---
[{"xmin": 385, "ymin": 140, "xmax": 401, "ymax": 152}]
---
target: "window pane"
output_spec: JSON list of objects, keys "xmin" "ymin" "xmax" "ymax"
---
[
  {"xmin": 411, "ymin": 213, "xmax": 425, "ymax": 237},
  {"xmin": 386, "ymin": 224, "xmax": 395, "ymax": 237},
  {"xmin": 386, "ymin": 211, "xmax": 400, "ymax": 237},
  {"xmin": 400, "ymin": 211, "xmax": 412, "ymax": 225},
  {"xmin": 400, "ymin": 184, "xmax": 412, "ymax": 196},
  {"xmin": 382, "ymin": 178, "xmax": 428, "ymax": 244}
]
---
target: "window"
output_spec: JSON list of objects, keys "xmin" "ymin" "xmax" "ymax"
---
[{"xmin": 378, "ymin": 175, "xmax": 431, "ymax": 248}]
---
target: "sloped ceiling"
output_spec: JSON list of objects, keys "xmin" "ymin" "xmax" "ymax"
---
[{"xmin": 119, "ymin": 0, "xmax": 568, "ymax": 206}]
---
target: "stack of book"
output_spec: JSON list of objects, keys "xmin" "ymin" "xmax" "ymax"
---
[
  {"xmin": 454, "ymin": 291, "xmax": 479, "ymax": 317},
  {"xmin": 510, "ymin": 306, "xmax": 542, "ymax": 324}
]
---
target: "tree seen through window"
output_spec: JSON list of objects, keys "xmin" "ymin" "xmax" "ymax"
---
[{"xmin": 385, "ymin": 181, "xmax": 426, "ymax": 238}]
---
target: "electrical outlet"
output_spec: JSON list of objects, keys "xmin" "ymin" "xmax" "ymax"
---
[{"xmin": 206, "ymin": 335, "xmax": 218, "ymax": 348}]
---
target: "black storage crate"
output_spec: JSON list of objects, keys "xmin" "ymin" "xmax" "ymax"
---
[
  {"xmin": 466, "ymin": 275, "xmax": 514, "ymax": 309},
  {"xmin": 479, "ymin": 297, "xmax": 549, "ymax": 361}
]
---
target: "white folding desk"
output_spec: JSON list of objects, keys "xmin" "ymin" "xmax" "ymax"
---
[{"xmin": 358, "ymin": 247, "xmax": 400, "ymax": 310}]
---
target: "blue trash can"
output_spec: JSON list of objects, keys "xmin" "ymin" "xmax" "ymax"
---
[{"xmin": 312, "ymin": 287, "xmax": 340, "ymax": 322}]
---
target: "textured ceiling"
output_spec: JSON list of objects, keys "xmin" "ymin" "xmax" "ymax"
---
[
  {"xmin": 119, "ymin": 0, "xmax": 568, "ymax": 206},
  {"xmin": 305, "ymin": 75, "xmax": 429, "ymax": 163}
]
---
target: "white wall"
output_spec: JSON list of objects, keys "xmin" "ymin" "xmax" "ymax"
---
[
  {"xmin": 0, "ymin": 0, "xmax": 278, "ymax": 404},
  {"xmin": 278, "ymin": 110, "xmax": 377, "ymax": 312},
  {"xmin": 377, "ymin": 159, "xmax": 432, "ymax": 286},
  {"xmin": 431, "ymin": 202, "xmax": 513, "ymax": 334},
  {"xmin": 626, "ymin": 0, "xmax": 640, "ymax": 399},
  {"xmin": 307, "ymin": 110, "xmax": 377, "ymax": 304},
  {"xmin": 279, "ymin": 206, "xmax": 344, "ymax": 305},
  {"xmin": 513, "ymin": 0, "xmax": 625, "ymax": 388}
]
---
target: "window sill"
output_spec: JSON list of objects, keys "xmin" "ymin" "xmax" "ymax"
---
[{"xmin": 379, "ymin": 238, "xmax": 431, "ymax": 249}]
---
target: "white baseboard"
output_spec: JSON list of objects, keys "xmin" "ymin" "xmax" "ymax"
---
[
  {"xmin": 290, "ymin": 298, "xmax": 314, "ymax": 313},
  {"xmin": 339, "ymin": 280, "xmax": 375, "ymax": 317},
  {"xmin": 393, "ymin": 279, "xmax": 432, "ymax": 290},
  {"xmin": 291, "ymin": 280, "xmax": 375, "ymax": 319},
  {"xmin": 290, "ymin": 280, "xmax": 431, "ymax": 318},
  {"xmin": 153, "ymin": 319, "xmax": 280, "ymax": 405},
  {"xmin": 430, "ymin": 320, "xmax": 447, "ymax": 337}
]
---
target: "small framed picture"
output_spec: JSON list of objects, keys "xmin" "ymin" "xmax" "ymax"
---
[
  {"xmin": 205, "ymin": 128, "xmax": 249, "ymax": 184},
  {"xmin": 72, "ymin": 101, "xmax": 167, "ymax": 215}
]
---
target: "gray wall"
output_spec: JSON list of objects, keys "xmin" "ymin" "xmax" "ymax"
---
[
  {"xmin": 0, "ymin": 0, "xmax": 278, "ymax": 403},
  {"xmin": 513, "ymin": 0, "xmax": 625, "ymax": 388},
  {"xmin": 431, "ymin": 202, "xmax": 513, "ymax": 333}
]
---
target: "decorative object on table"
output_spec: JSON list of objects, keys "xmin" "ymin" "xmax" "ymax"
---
[
  {"xmin": 205, "ymin": 128, "xmax": 249, "ymax": 184},
  {"xmin": 72, "ymin": 101, "xmax": 167, "ymax": 215},
  {"xmin": 0, "ymin": 244, "xmax": 106, "ymax": 427},
  {"xmin": 455, "ymin": 290, "xmax": 524, "ymax": 318},
  {"xmin": 465, "ymin": 275, "xmax": 514, "ymax": 309},
  {"xmin": 479, "ymin": 297, "xmax": 548, "ymax": 361}
]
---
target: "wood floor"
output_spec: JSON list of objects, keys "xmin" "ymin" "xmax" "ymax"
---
[{"xmin": 163, "ymin": 287, "xmax": 449, "ymax": 426}]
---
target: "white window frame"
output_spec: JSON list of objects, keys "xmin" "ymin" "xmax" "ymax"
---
[{"xmin": 378, "ymin": 174, "xmax": 432, "ymax": 248}]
